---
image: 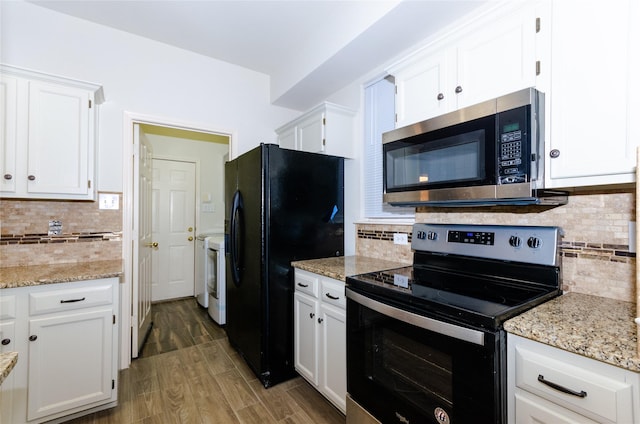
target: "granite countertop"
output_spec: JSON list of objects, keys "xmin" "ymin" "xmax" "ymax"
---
[
  {"xmin": 0, "ymin": 260, "xmax": 123, "ymax": 289},
  {"xmin": 291, "ymin": 255, "xmax": 409, "ymax": 282},
  {"xmin": 504, "ymin": 292, "xmax": 640, "ymax": 372},
  {"xmin": 0, "ymin": 352, "xmax": 18, "ymax": 386}
]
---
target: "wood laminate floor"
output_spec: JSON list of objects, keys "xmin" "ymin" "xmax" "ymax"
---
[{"xmin": 65, "ymin": 298, "xmax": 346, "ymax": 424}]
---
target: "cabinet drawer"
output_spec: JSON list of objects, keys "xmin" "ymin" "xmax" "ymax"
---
[
  {"xmin": 0, "ymin": 295, "xmax": 16, "ymax": 320},
  {"xmin": 320, "ymin": 279, "xmax": 345, "ymax": 310},
  {"xmin": 295, "ymin": 270, "xmax": 319, "ymax": 298},
  {"xmin": 515, "ymin": 345, "xmax": 633, "ymax": 423},
  {"xmin": 29, "ymin": 283, "xmax": 114, "ymax": 316}
]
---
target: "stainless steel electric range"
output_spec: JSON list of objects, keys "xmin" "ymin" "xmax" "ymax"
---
[{"xmin": 346, "ymin": 223, "xmax": 563, "ymax": 424}]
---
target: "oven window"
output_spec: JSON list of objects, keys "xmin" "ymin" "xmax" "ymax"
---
[
  {"xmin": 347, "ymin": 296, "xmax": 501, "ymax": 423},
  {"xmin": 374, "ymin": 327, "xmax": 453, "ymax": 409}
]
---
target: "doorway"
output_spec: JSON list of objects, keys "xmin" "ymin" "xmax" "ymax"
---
[{"xmin": 122, "ymin": 113, "xmax": 232, "ymax": 366}]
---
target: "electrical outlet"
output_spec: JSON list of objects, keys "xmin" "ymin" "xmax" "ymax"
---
[
  {"xmin": 393, "ymin": 233, "xmax": 408, "ymax": 245},
  {"xmin": 202, "ymin": 203, "xmax": 215, "ymax": 213}
]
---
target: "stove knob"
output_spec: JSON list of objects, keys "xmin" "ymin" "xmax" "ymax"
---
[
  {"xmin": 427, "ymin": 231, "xmax": 438, "ymax": 241},
  {"xmin": 416, "ymin": 231, "xmax": 427, "ymax": 240},
  {"xmin": 509, "ymin": 235, "xmax": 522, "ymax": 248},
  {"xmin": 527, "ymin": 236, "xmax": 542, "ymax": 249}
]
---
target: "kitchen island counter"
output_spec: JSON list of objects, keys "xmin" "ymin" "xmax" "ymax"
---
[
  {"xmin": 292, "ymin": 255, "xmax": 408, "ymax": 282},
  {"xmin": 504, "ymin": 292, "xmax": 640, "ymax": 372},
  {"xmin": 0, "ymin": 259, "xmax": 122, "ymax": 289}
]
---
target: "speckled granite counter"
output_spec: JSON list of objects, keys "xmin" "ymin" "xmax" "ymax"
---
[
  {"xmin": 0, "ymin": 352, "xmax": 18, "ymax": 386},
  {"xmin": 291, "ymin": 255, "xmax": 409, "ymax": 282},
  {"xmin": 0, "ymin": 260, "xmax": 122, "ymax": 289},
  {"xmin": 504, "ymin": 292, "xmax": 640, "ymax": 372}
]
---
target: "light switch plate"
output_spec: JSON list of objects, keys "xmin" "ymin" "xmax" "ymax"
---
[
  {"xmin": 393, "ymin": 233, "xmax": 408, "ymax": 245},
  {"xmin": 99, "ymin": 193, "xmax": 120, "ymax": 210}
]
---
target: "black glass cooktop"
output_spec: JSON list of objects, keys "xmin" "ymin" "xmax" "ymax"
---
[{"xmin": 346, "ymin": 264, "xmax": 561, "ymax": 330}]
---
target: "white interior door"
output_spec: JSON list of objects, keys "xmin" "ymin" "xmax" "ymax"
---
[
  {"xmin": 151, "ymin": 159, "xmax": 196, "ymax": 301},
  {"xmin": 132, "ymin": 124, "xmax": 154, "ymax": 358}
]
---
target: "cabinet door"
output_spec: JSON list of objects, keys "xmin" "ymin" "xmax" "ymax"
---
[
  {"xmin": 547, "ymin": 0, "xmax": 636, "ymax": 187},
  {"xmin": 26, "ymin": 80, "xmax": 93, "ymax": 196},
  {"xmin": 297, "ymin": 112, "xmax": 324, "ymax": 154},
  {"xmin": 456, "ymin": 3, "xmax": 537, "ymax": 109},
  {"xmin": 0, "ymin": 74, "xmax": 19, "ymax": 194},
  {"xmin": 515, "ymin": 391, "xmax": 599, "ymax": 424},
  {"xmin": 277, "ymin": 124, "xmax": 297, "ymax": 150},
  {"xmin": 294, "ymin": 291, "xmax": 318, "ymax": 385},
  {"xmin": 27, "ymin": 308, "xmax": 113, "ymax": 421},
  {"xmin": 394, "ymin": 50, "xmax": 450, "ymax": 127},
  {"xmin": 319, "ymin": 302, "xmax": 346, "ymax": 413}
]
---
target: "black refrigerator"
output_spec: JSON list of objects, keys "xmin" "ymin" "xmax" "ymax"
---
[{"xmin": 224, "ymin": 143, "xmax": 344, "ymax": 388}]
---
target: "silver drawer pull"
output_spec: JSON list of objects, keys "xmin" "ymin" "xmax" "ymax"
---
[
  {"xmin": 537, "ymin": 374, "xmax": 587, "ymax": 398},
  {"xmin": 60, "ymin": 297, "xmax": 86, "ymax": 303},
  {"xmin": 325, "ymin": 293, "xmax": 339, "ymax": 300},
  {"xmin": 297, "ymin": 283, "xmax": 309, "ymax": 288}
]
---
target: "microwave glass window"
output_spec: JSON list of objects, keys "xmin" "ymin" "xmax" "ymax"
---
[{"xmin": 386, "ymin": 129, "xmax": 485, "ymax": 190}]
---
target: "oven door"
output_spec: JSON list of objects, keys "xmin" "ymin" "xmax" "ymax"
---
[{"xmin": 346, "ymin": 288, "xmax": 505, "ymax": 424}]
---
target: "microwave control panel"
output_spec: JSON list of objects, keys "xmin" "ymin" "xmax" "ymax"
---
[{"xmin": 497, "ymin": 105, "xmax": 531, "ymax": 184}]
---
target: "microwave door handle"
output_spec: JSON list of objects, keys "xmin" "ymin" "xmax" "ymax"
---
[{"xmin": 346, "ymin": 288, "xmax": 485, "ymax": 346}]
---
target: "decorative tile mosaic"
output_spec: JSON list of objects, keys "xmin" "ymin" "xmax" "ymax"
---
[{"xmin": 0, "ymin": 194, "xmax": 123, "ymax": 267}]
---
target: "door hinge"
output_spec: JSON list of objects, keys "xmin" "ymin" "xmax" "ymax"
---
[
  {"xmin": 322, "ymin": 139, "xmax": 326, "ymax": 147},
  {"xmin": 88, "ymin": 180, "xmax": 92, "ymax": 189},
  {"xmin": 112, "ymin": 379, "xmax": 115, "ymax": 390},
  {"xmin": 536, "ymin": 61, "xmax": 541, "ymax": 76},
  {"xmin": 113, "ymin": 314, "xmax": 116, "ymax": 324},
  {"xmin": 395, "ymin": 113, "xmax": 398, "ymax": 123},
  {"xmin": 89, "ymin": 99, "xmax": 92, "ymax": 109},
  {"xmin": 322, "ymin": 117, "xmax": 326, "ymax": 126},
  {"xmin": 536, "ymin": 17, "xmax": 541, "ymax": 33}
]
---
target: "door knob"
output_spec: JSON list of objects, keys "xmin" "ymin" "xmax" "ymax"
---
[
  {"xmin": 188, "ymin": 227, "xmax": 193, "ymax": 232},
  {"xmin": 145, "ymin": 242, "xmax": 159, "ymax": 248},
  {"xmin": 188, "ymin": 236, "xmax": 194, "ymax": 241}
]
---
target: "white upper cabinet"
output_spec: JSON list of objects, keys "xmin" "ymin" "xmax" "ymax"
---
[
  {"xmin": 544, "ymin": 0, "xmax": 639, "ymax": 188},
  {"xmin": 276, "ymin": 102, "xmax": 356, "ymax": 158},
  {"xmin": 389, "ymin": 1, "xmax": 539, "ymax": 128},
  {"xmin": 0, "ymin": 65, "xmax": 103, "ymax": 200}
]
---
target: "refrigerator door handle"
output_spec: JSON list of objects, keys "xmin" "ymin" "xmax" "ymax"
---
[{"xmin": 229, "ymin": 190, "xmax": 244, "ymax": 286}]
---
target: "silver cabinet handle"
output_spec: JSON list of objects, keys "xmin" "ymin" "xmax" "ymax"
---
[
  {"xmin": 455, "ymin": 85, "xmax": 463, "ymax": 94},
  {"xmin": 3, "ymin": 174, "xmax": 12, "ymax": 180},
  {"xmin": 437, "ymin": 93, "xmax": 444, "ymax": 100},
  {"xmin": 28, "ymin": 175, "xmax": 36, "ymax": 181},
  {"xmin": 550, "ymin": 149, "xmax": 561, "ymax": 158}
]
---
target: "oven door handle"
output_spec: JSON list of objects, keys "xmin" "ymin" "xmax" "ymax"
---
[{"xmin": 346, "ymin": 288, "xmax": 486, "ymax": 346}]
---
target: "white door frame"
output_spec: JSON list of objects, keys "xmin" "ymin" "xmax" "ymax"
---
[{"xmin": 121, "ymin": 111, "xmax": 235, "ymax": 368}]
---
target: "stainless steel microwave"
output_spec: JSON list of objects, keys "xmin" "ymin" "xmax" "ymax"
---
[{"xmin": 382, "ymin": 88, "xmax": 567, "ymax": 207}]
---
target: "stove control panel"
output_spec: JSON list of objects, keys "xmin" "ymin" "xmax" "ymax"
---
[{"xmin": 412, "ymin": 223, "xmax": 562, "ymax": 266}]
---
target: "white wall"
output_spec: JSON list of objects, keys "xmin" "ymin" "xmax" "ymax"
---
[{"xmin": 1, "ymin": 1, "xmax": 300, "ymax": 192}]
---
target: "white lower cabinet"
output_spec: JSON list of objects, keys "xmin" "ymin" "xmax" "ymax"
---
[
  {"xmin": 294, "ymin": 269, "xmax": 346, "ymax": 413},
  {"xmin": 0, "ymin": 278, "xmax": 119, "ymax": 424},
  {"xmin": 508, "ymin": 334, "xmax": 640, "ymax": 424}
]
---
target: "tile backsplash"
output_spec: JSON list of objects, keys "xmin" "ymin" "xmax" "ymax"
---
[
  {"xmin": 0, "ymin": 194, "xmax": 122, "ymax": 267},
  {"xmin": 356, "ymin": 189, "xmax": 636, "ymax": 303}
]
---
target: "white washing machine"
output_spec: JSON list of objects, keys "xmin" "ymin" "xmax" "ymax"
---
[
  {"xmin": 195, "ymin": 232, "xmax": 222, "ymax": 308},
  {"xmin": 206, "ymin": 235, "xmax": 226, "ymax": 325}
]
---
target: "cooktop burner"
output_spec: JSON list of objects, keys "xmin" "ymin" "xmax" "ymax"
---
[{"xmin": 347, "ymin": 223, "xmax": 563, "ymax": 330}]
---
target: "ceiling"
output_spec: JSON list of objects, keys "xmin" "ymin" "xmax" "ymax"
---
[{"xmin": 29, "ymin": 0, "xmax": 487, "ymax": 111}]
